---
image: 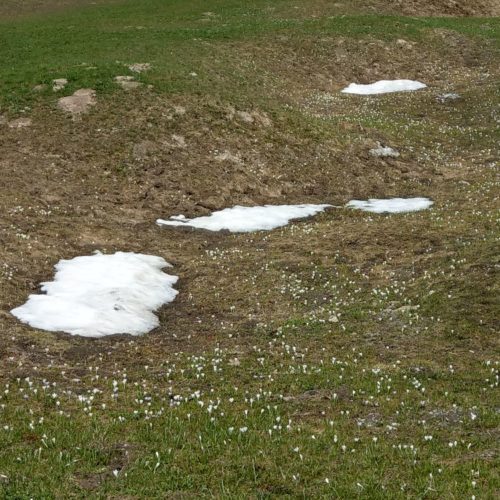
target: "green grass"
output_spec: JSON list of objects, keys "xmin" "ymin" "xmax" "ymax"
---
[
  {"xmin": 1, "ymin": 0, "xmax": 499, "ymax": 110},
  {"xmin": 0, "ymin": 0, "xmax": 499, "ymax": 497}
]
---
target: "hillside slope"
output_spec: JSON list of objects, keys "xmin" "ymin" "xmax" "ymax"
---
[{"xmin": 0, "ymin": 0, "xmax": 498, "ymax": 497}]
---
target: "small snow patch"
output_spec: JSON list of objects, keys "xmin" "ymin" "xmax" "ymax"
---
[
  {"xmin": 11, "ymin": 252, "xmax": 178, "ymax": 338},
  {"xmin": 341, "ymin": 80, "xmax": 427, "ymax": 95},
  {"xmin": 369, "ymin": 145, "xmax": 400, "ymax": 158},
  {"xmin": 346, "ymin": 198, "xmax": 433, "ymax": 213},
  {"xmin": 157, "ymin": 204, "xmax": 331, "ymax": 233}
]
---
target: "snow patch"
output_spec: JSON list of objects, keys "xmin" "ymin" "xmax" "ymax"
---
[
  {"xmin": 369, "ymin": 145, "xmax": 400, "ymax": 158},
  {"xmin": 11, "ymin": 252, "xmax": 178, "ymax": 338},
  {"xmin": 341, "ymin": 80, "xmax": 427, "ymax": 95},
  {"xmin": 346, "ymin": 198, "xmax": 433, "ymax": 213},
  {"xmin": 157, "ymin": 204, "xmax": 331, "ymax": 233}
]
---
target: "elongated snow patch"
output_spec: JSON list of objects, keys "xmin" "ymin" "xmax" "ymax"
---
[
  {"xmin": 346, "ymin": 198, "xmax": 433, "ymax": 213},
  {"xmin": 11, "ymin": 252, "xmax": 178, "ymax": 338},
  {"xmin": 157, "ymin": 204, "xmax": 331, "ymax": 233},
  {"xmin": 341, "ymin": 80, "xmax": 427, "ymax": 95}
]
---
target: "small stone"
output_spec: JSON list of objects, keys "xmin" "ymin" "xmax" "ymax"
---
[
  {"xmin": 396, "ymin": 39, "xmax": 414, "ymax": 49},
  {"xmin": 57, "ymin": 89, "xmax": 96, "ymax": 116},
  {"xmin": 52, "ymin": 78, "xmax": 68, "ymax": 91}
]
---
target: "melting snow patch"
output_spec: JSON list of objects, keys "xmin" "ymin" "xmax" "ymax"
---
[
  {"xmin": 346, "ymin": 198, "xmax": 433, "ymax": 213},
  {"xmin": 369, "ymin": 145, "xmax": 400, "ymax": 158},
  {"xmin": 11, "ymin": 252, "xmax": 178, "ymax": 338},
  {"xmin": 157, "ymin": 204, "xmax": 331, "ymax": 233},
  {"xmin": 341, "ymin": 80, "xmax": 427, "ymax": 95}
]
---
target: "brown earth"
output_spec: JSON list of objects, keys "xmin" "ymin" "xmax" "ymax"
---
[{"xmin": 0, "ymin": 20, "xmax": 498, "ymax": 376}]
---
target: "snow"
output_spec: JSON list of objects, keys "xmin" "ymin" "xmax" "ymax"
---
[
  {"xmin": 346, "ymin": 197, "xmax": 433, "ymax": 213},
  {"xmin": 11, "ymin": 252, "xmax": 178, "ymax": 338},
  {"xmin": 341, "ymin": 80, "xmax": 427, "ymax": 95},
  {"xmin": 157, "ymin": 204, "xmax": 332, "ymax": 233},
  {"xmin": 369, "ymin": 145, "xmax": 400, "ymax": 158}
]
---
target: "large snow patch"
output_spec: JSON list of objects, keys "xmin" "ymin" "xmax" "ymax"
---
[
  {"xmin": 11, "ymin": 252, "xmax": 178, "ymax": 338},
  {"xmin": 346, "ymin": 197, "xmax": 433, "ymax": 213},
  {"xmin": 157, "ymin": 204, "xmax": 331, "ymax": 233},
  {"xmin": 341, "ymin": 80, "xmax": 427, "ymax": 95}
]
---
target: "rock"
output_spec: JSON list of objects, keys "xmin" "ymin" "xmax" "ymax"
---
[
  {"xmin": 57, "ymin": 89, "xmax": 96, "ymax": 116},
  {"xmin": 8, "ymin": 117, "xmax": 32, "ymax": 129},
  {"xmin": 396, "ymin": 38, "xmax": 414, "ymax": 49},
  {"xmin": 33, "ymin": 84, "xmax": 48, "ymax": 92},
  {"xmin": 128, "ymin": 63, "xmax": 151, "ymax": 73},
  {"xmin": 114, "ymin": 76, "xmax": 142, "ymax": 90},
  {"xmin": 52, "ymin": 78, "xmax": 68, "ymax": 91}
]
